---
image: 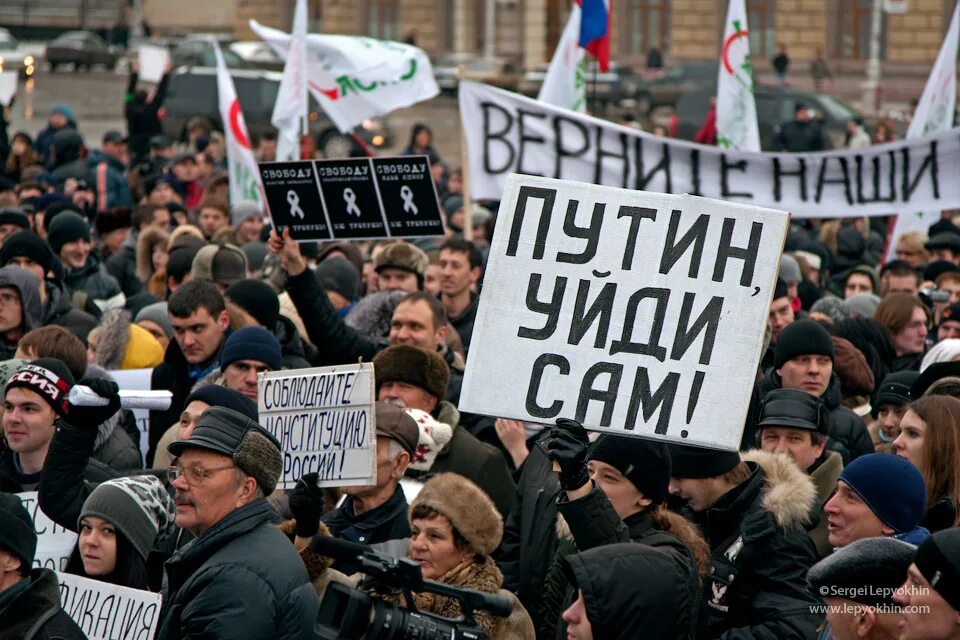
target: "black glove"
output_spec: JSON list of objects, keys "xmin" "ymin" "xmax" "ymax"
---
[
  {"xmin": 289, "ymin": 472, "xmax": 324, "ymax": 538},
  {"xmin": 546, "ymin": 418, "xmax": 591, "ymax": 491},
  {"xmin": 66, "ymin": 378, "xmax": 121, "ymax": 428}
]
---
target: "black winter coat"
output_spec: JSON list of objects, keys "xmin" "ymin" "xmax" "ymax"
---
[
  {"xmin": 321, "ymin": 483, "xmax": 409, "ymax": 574},
  {"xmin": 497, "ymin": 433, "xmax": 561, "ymax": 631},
  {"xmin": 758, "ymin": 369, "xmax": 873, "ymax": 464},
  {"xmin": 691, "ymin": 450, "xmax": 823, "ymax": 640},
  {"xmin": 105, "ymin": 241, "xmax": 141, "ymax": 297},
  {"xmin": 43, "ymin": 282, "xmax": 99, "ymax": 340},
  {"xmin": 543, "ymin": 487, "xmax": 701, "ymax": 640},
  {"xmin": 0, "ymin": 569, "xmax": 87, "ymax": 640},
  {"xmin": 276, "ymin": 314, "xmax": 314, "ymax": 369},
  {"xmin": 125, "ymin": 72, "xmax": 169, "ymax": 164},
  {"xmin": 449, "ymin": 293, "xmax": 478, "ymax": 354},
  {"xmin": 774, "ymin": 119, "xmax": 825, "ymax": 152},
  {"xmin": 156, "ymin": 499, "xmax": 317, "ymax": 640},
  {"xmin": 63, "ymin": 254, "xmax": 122, "ymax": 303}
]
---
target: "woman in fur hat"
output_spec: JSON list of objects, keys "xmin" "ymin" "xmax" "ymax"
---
[{"xmin": 135, "ymin": 225, "xmax": 169, "ymax": 298}]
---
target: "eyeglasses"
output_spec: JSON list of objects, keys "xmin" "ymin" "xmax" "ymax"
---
[
  {"xmin": 167, "ymin": 463, "xmax": 236, "ymax": 485},
  {"xmin": 0, "ymin": 292, "xmax": 20, "ymax": 306}
]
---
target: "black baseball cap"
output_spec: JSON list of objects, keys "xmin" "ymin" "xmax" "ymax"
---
[{"xmin": 102, "ymin": 130, "xmax": 127, "ymax": 144}]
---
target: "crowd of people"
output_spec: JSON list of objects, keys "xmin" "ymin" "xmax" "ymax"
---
[{"xmin": 1, "ymin": 65, "xmax": 960, "ymax": 640}]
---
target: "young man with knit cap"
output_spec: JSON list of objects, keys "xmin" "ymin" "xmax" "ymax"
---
[
  {"xmin": 870, "ymin": 370, "xmax": 920, "ymax": 452},
  {"xmin": 758, "ymin": 319, "xmax": 873, "ymax": 463},
  {"xmin": 823, "ymin": 452, "xmax": 929, "ymax": 548},
  {"xmin": 216, "ymin": 326, "xmax": 283, "ymax": 402},
  {"xmin": 47, "ymin": 210, "xmax": 123, "ymax": 307},
  {"xmin": 157, "ymin": 406, "xmax": 317, "ymax": 639},
  {"xmin": 808, "ymin": 537, "xmax": 915, "ymax": 640},
  {"xmin": 0, "ymin": 266, "xmax": 43, "ymax": 360},
  {"xmin": 895, "ymin": 528, "xmax": 960, "ymax": 639},
  {"xmin": 0, "ymin": 493, "xmax": 85, "ymax": 639},
  {"xmin": 667, "ymin": 443, "xmax": 823, "ymax": 638},
  {"xmin": 756, "ymin": 388, "xmax": 843, "ymax": 557},
  {"xmin": 372, "ymin": 344, "xmax": 515, "ymax": 518},
  {"xmin": 0, "ymin": 231, "xmax": 98, "ymax": 341}
]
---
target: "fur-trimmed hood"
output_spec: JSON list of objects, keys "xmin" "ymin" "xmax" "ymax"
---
[
  {"xmin": 740, "ymin": 449, "xmax": 818, "ymax": 530},
  {"xmin": 136, "ymin": 226, "xmax": 169, "ymax": 283},
  {"xmin": 94, "ymin": 308, "xmax": 132, "ymax": 371}
]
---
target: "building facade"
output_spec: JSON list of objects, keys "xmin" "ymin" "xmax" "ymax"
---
[{"xmin": 231, "ymin": 0, "xmax": 953, "ymax": 74}]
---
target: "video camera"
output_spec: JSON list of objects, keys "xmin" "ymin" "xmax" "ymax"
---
[{"xmin": 312, "ymin": 536, "xmax": 512, "ymax": 640}]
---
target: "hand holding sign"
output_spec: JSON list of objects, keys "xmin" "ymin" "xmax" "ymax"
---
[
  {"xmin": 138, "ymin": 44, "xmax": 170, "ymax": 83},
  {"xmin": 546, "ymin": 419, "xmax": 591, "ymax": 491}
]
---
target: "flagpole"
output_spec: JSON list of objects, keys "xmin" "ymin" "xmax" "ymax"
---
[{"xmin": 458, "ymin": 65, "xmax": 473, "ymax": 242}]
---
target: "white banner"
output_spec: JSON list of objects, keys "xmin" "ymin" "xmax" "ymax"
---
[
  {"xmin": 716, "ymin": 0, "xmax": 760, "ymax": 151},
  {"xmin": 215, "ymin": 43, "xmax": 264, "ymax": 209},
  {"xmin": 137, "ymin": 44, "xmax": 169, "ymax": 83},
  {"xmin": 885, "ymin": 1, "xmax": 958, "ymax": 260},
  {"xmin": 258, "ymin": 363, "xmax": 377, "ymax": 488},
  {"xmin": 272, "ymin": 0, "xmax": 308, "ymax": 162},
  {"xmin": 460, "ymin": 174, "xmax": 788, "ymax": 451},
  {"xmin": 538, "ymin": 3, "xmax": 586, "ymax": 113},
  {"xmin": 57, "ymin": 572, "xmax": 162, "ymax": 640},
  {"xmin": 459, "ymin": 81, "xmax": 960, "ymax": 218},
  {"xmin": 16, "ymin": 492, "xmax": 77, "ymax": 571},
  {"xmin": 251, "ymin": 20, "xmax": 440, "ymax": 134},
  {"xmin": 108, "ymin": 368, "xmax": 152, "ymax": 460}
]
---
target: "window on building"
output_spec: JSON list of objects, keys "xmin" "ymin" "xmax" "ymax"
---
[
  {"xmin": 368, "ymin": 0, "xmax": 401, "ymax": 41},
  {"xmin": 833, "ymin": 0, "xmax": 886, "ymax": 60},
  {"xmin": 620, "ymin": 0, "xmax": 671, "ymax": 58},
  {"xmin": 747, "ymin": 0, "xmax": 774, "ymax": 57}
]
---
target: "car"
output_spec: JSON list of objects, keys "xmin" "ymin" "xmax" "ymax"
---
[
  {"xmin": 229, "ymin": 41, "xmax": 284, "ymax": 71},
  {"xmin": 0, "ymin": 27, "xmax": 37, "ymax": 78},
  {"xmin": 433, "ymin": 52, "xmax": 480, "ymax": 94},
  {"xmin": 44, "ymin": 31, "xmax": 117, "ymax": 71},
  {"xmin": 171, "ymin": 34, "xmax": 247, "ymax": 68},
  {"xmin": 161, "ymin": 66, "xmax": 393, "ymax": 158},
  {"xmin": 518, "ymin": 60, "xmax": 642, "ymax": 109},
  {"xmin": 672, "ymin": 85, "xmax": 865, "ymax": 150},
  {"xmin": 633, "ymin": 61, "xmax": 717, "ymax": 114}
]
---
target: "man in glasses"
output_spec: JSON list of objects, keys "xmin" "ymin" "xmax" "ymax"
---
[{"xmin": 157, "ymin": 406, "xmax": 316, "ymax": 639}]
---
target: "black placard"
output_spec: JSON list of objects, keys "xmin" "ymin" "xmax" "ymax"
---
[
  {"xmin": 259, "ymin": 156, "xmax": 445, "ymax": 241},
  {"xmin": 373, "ymin": 157, "xmax": 446, "ymax": 237},
  {"xmin": 259, "ymin": 162, "xmax": 332, "ymax": 240}
]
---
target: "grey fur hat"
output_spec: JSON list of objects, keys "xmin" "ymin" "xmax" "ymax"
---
[
  {"xmin": 810, "ymin": 296, "xmax": 850, "ymax": 326},
  {"xmin": 344, "ymin": 290, "xmax": 407, "ymax": 339}
]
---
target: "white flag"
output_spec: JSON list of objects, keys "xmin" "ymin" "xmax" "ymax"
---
[
  {"xmin": 538, "ymin": 4, "xmax": 586, "ymax": 112},
  {"xmin": 215, "ymin": 44, "xmax": 263, "ymax": 209},
  {"xmin": 885, "ymin": 1, "xmax": 958, "ymax": 261},
  {"xmin": 716, "ymin": 0, "xmax": 760, "ymax": 151},
  {"xmin": 251, "ymin": 20, "xmax": 440, "ymax": 134},
  {"xmin": 272, "ymin": 0, "xmax": 308, "ymax": 162}
]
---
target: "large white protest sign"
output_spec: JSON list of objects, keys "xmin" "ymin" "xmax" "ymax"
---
[
  {"xmin": 57, "ymin": 572, "xmax": 162, "ymax": 640},
  {"xmin": 460, "ymin": 175, "xmax": 788, "ymax": 451},
  {"xmin": 459, "ymin": 81, "xmax": 960, "ymax": 218},
  {"xmin": 109, "ymin": 368, "xmax": 153, "ymax": 460},
  {"xmin": 258, "ymin": 363, "xmax": 377, "ymax": 489},
  {"xmin": 137, "ymin": 44, "xmax": 169, "ymax": 83},
  {"xmin": 16, "ymin": 492, "xmax": 77, "ymax": 571},
  {"xmin": 0, "ymin": 71, "xmax": 17, "ymax": 107}
]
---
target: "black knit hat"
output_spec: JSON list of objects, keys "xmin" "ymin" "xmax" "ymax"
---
[
  {"xmin": 667, "ymin": 443, "xmax": 741, "ymax": 479},
  {"xmin": 47, "ymin": 210, "xmax": 90, "ymax": 256},
  {"xmin": 774, "ymin": 277, "xmax": 789, "ymax": 301},
  {"xmin": 0, "ymin": 493, "xmax": 36, "ymax": 568},
  {"xmin": 587, "ymin": 435, "xmax": 671, "ymax": 504},
  {"xmin": 315, "ymin": 256, "xmax": 360, "ymax": 303},
  {"xmin": 914, "ymin": 528, "xmax": 960, "ymax": 613},
  {"xmin": 185, "ymin": 385, "xmax": 257, "ymax": 420},
  {"xmin": 774, "ymin": 319, "xmax": 834, "ymax": 369},
  {"xmin": 757, "ymin": 388, "xmax": 828, "ymax": 435},
  {"xmin": 224, "ymin": 279, "xmax": 280, "ymax": 330},
  {"xmin": 807, "ymin": 537, "xmax": 915, "ymax": 609},
  {"xmin": 373, "ymin": 345, "xmax": 450, "ymax": 401},
  {"xmin": 875, "ymin": 371, "xmax": 920, "ymax": 408},
  {"xmin": 0, "ymin": 230, "xmax": 54, "ymax": 274},
  {"xmin": 5, "ymin": 358, "xmax": 75, "ymax": 416},
  {"xmin": 0, "ymin": 208, "xmax": 30, "ymax": 231}
]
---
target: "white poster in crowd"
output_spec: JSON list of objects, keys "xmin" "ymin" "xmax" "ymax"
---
[
  {"xmin": 108, "ymin": 369, "xmax": 152, "ymax": 460},
  {"xmin": 538, "ymin": 3, "xmax": 586, "ymax": 113},
  {"xmin": 258, "ymin": 363, "xmax": 377, "ymax": 489},
  {"xmin": 885, "ymin": 0, "xmax": 958, "ymax": 260},
  {"xmin": 16, "ymin": 492, "xmax": 77, "ymax": 571},
  {"xmin": 460, "ymin": 175, "xmax": 788, "ymax": 451},
  {"xmin": 214, "ymin": 43, "xmax": 264, "ymax": 209},
  {"xmin": 458, "ymin": 81, "xmax": 960, "ymax": 218},
  {"xmin": 250, "ymin": 20, "xmax": 439, "ymax": 133},
  {"xmin": 137, "ymin": 44, "xmax": 170, "ymax": 83},
  {"xmin": 57, "ymin": 572, "xmax": 162, "ymax": 640},
  {"xmin": 0, "ymin": 71, "xmax": 17, "ymax": 107},
  {"xmin": 716, "ymin": 0, "xmax": 761, "ymax": 151}
]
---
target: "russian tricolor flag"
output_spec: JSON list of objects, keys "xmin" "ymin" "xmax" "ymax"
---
[{"xmin": 578, "ymin": 0, "xmax": 610, "ymax": 71}]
